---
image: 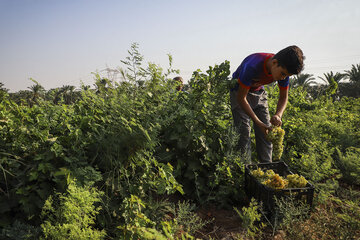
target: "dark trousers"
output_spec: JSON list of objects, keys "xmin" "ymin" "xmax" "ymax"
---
[{"xmin": 230, "ymin": 88, "xmax": 272, "ymax": 163}]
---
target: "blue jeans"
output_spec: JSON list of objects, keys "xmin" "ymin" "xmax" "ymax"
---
[{"xmin": 230, "ymin": 88, "xmax": 272, "ymax": 163}]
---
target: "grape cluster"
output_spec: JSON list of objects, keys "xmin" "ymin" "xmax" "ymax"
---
[
  {"xmin": 264, "ymin": 169, "xmax": 275, "ymax": 179},
  {"xmin": 250, "ymin": 167, "xmax": 308, "ymax": 190},
  {"xmin": 250, "ymin": 168, "xmax": 264, "ymax": 178},
  {"xmin": 262, "ymin": 174, "xmax": 288, "ymax": 189},
  {"xmin": 286, "ymin": 174, "xmax": 308, "ymax": 188},
  {"xmin": 267, "ymin": 126, "xmax": 285, "ymax": 161}
]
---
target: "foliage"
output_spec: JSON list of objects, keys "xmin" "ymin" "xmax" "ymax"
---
[
  {"xmin": 155, "ymin": 60, "xmax": 246, "ymax": 205},
  {"xmin": 0, "ymin": 44, "xmax": 183, "ymax": 232},
  {"xmin": 344, "ymin": 63, "xmax": 360, "ymax": 83},
  {"xmin": 0, "ymin": 220, "xmax": 41, "ymax": 240},
  {"xmin": 319, "ymin": 71, "xmax": 346, "ymax": 84},
  {"xmin": 234, "ymin": 198, "xmax": 264, "ymax": 239},
  {"xmin": 1, "ymin": 45, "xmax": 360, "ymax": 239},
  {"xmin": 117, "ymin": 197, "xmax": 201, "ymax": 239},
  {"xmin": 40, "ymin": 179, "xmax": 106, "ymax": 240},
  {"xmin": 267, "ymin": 86, "xmax": 360, "ymax": 194},
  {"xmin": 273, "ymin": 195, "xmax": 310, "ymax": 235},
  {"xmin": 278, "ymin": 196, "xmax": 360, "ymax": 240},
  {"xmin": 289, "ymin": 73, "xmax": 316, "ymax": 88},
  {"xmin": 0, "ymin": 82, "xmax": 9, "ymax": 102},
  {"xmin": 335, "ymin": 147, "xmax": 360, "ymax": 185},
  {"xmin": 166, "ymin": 201, "xmax": 210, "ymax": 235}
]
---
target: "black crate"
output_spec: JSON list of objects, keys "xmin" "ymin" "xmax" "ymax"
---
[{"xmin": 245, "ymin": 161, "xmax": 314, "ymax": 218}]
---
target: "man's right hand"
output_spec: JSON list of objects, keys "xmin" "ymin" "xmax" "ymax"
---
[
  {"xmin": 257, "ymin": 122, "xmax": 272, "ymax": 136},
  {"xmin": 237, "ymin": 85, "xmax": 271, "ymax": 136}
]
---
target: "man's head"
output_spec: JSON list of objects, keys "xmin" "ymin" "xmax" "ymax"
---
[
  {"xmin": 269, "ymin": 45, "xmax": 305, "ymax": 81},
  {"xmin": 274, "ymin": 45, "xmax": 305, "ymax": 75},
  {"xmin": 173, "ymin": 76, "xmax": 184, "ymax": 91}
]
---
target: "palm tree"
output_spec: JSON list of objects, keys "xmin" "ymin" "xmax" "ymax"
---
[
  {"xmin": 9, "ymin": 90, "xmax": 33, "ymax": 105},
  {"xmin": 319, "ymin": 71, "xmax": 345, "ymax": 85},
  {"xmin": 325, "ymin": 77, "xmax": 338, "ymax": 96},
  {"xmin": 344, "ymin": 64, "xmax": 360, "ymax": 83},
  {"xmin": 82, "ymin": 85, "xmax": 91, "ymax": 91},
  {"xmin": 46, "ymin": 88, "xmax": 62, "ymax": 104},
  {"xmin": 0, "ymin": 82, "xmax": 9, "ymax": 101},
  {"xmin": 94, "ymin": 78, "xmax": 110, "ymax": 94},
  {"xmin": 339, "ymin": 64, "xmax": 360, "ymax": 98},
  {"xmin": 60, "ymin": 85, "xmax": 76, "ymax": 104},
  {"xmin": 290, "ymin": 73, "xmax": 316, "ymax": 88},
  {"xmin": 28, "ymin": 81, "xmax": 45, "ymax": 105},
  {"xmin": 0, "ymin": 82, "xmax": 8, "ymax": 92}
]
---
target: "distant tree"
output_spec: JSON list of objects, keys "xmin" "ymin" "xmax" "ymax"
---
[
  {"xmin": 339, "ymin": 64, "xmax": 360, "ymax": 98},
  {"xmin": 45, "ymin": 88, "xmax": 62, "ymax": 104},
  {"xmin": 290, "ymin": 73, "xmax": 317, "ymax": 88},
  {"xmin": 0, "ymin": 82, "xmax": 9, "ymax": 101},
  {"xmin": 344, "ymin": 64, "xmax": 360, "ymax": 83},
  {"xmin": 325, "ymin": 77, "xmax": 338, "ymax": 96},
  {"xmin": 9, "ymin": 90, "xmax": 33, "ymax": 105},
  {"xmin": 93, "ymin": 76, "xmax": 113, "ymax": 94},
  {"xmin": 82, "ymin": 85, "xmax": 91, "ymax": 91},
  {"xmin": 60, "ymin": 85, "xmax": 76, "ymax": 104},
  {"xmin": 28, "ymin": 79, "xmax": 45, "ymax": 105},
  {"xmin": 319, "ymin": 71, "xmax": 346, "ymax": 84},
  {"xmin": 0, "ymin": 82, "xmax": 9, "ymax": 92}
]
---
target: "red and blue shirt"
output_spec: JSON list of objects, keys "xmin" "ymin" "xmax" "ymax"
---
[{"xmin": 232, "ymin": 53, "xmax": 289, "ymax": 92}]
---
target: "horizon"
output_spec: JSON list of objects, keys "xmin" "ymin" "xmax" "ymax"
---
[{"xmin": 1, "ymin": 0, "xmax": 360, "ymax": 92}]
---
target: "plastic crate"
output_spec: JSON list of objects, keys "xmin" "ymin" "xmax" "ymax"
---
[{"xmin": 245, "ymin": 161, "xmax": 315, "ymax": 218}]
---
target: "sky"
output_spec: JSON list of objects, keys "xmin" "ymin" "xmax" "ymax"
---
[{"xmin": 1, "ymin": 0, "xmax": 360, "ymax": 92}]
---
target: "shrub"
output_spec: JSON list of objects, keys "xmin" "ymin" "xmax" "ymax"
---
[
  {"xmin": 335, "ymin": 147, "xmax": 360, "ymax": 185},
  {"xmin": 234, "ymin": 198, "xmax": 264, "ymax": 239},
  {"xmin": 40, "ymin": 179, "xmax": 106, "ymax": 240}
]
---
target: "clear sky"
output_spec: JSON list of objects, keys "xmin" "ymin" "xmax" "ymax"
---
[{"xmin": 1, "ymin": 0, "xmax": 360, "ymax": 92}]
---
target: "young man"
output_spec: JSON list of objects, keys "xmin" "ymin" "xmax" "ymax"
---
[
  {"xmin": 230, "ymin": 45, "xmax": 305, "ymax": 163},
  {"xmin": 173, "ymin": 76, "xmax": 184, "ymax": 91}
]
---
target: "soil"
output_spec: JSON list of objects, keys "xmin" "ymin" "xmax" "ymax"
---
[
  {"xmin": 195, "ymin": 205, "xmax": 244, "ymax": 239},
  {"xmin": 194, "ymin": 204, "xmax": 285, "ymax": 240},
  {"xmin": 156, "ymin": 193, "xmax": 286, "ymax": 239}
]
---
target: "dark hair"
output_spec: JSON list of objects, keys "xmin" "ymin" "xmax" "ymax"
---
[
  {"xmin": 173, "ymin": 76, "xmax": 183, "ymax": 83},
  {"xmin": 273, "ymin": 45, "xmax": 305, "ymax": 75},
  {"xmin": 173, "ymin": 76, "xmax": 184, "ymax": 91}
]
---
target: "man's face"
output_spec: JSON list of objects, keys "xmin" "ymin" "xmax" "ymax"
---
[{"xmin": 271, "ymin": 62, "xmax": 290, "ymax": 81}]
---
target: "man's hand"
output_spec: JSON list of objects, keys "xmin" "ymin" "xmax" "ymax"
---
[
  {"xmin": 257, "ymin": 122, "xmax": 272, "ymax": 136},
  {"xmin": 270, "ymin": 115, "xmax": 282, "ymax": 126}
]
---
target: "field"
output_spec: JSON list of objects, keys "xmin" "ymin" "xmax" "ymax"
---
[{"xmin": 0, "ymin": 45, "xmax": 359, "ymax": 239}]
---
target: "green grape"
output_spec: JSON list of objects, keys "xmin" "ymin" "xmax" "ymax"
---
[
  {"xmin": 267, "ymin": 126, "xmax": 285, "ymax": 161},
  {"xmin": 286, "ymin": 174, "xmax": 308, "ymax": 188},
  {"xmin": 251, "ymin": 168, "xmax": 265, "ymax": 178},
  {"xmin": 262, "ymin": 173, "xmax": 287, "ymax": 190},
  {"xmin": 264, "ymin": 169, "xmax": 276, "ymax": 178},
  {"xmin": 251, "ymin": 168, "xmax": 307, "ymax": 190}
]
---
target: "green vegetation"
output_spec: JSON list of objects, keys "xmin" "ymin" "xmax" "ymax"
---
[
  {"xmin": 0, "ymin": 44, "xmax": 359, "ymax": 239},
  {"xmin": 40, "ymin": 179, "xmax": 106, "ymax": 240}
]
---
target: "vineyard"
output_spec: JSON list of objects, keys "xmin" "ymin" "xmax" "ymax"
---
[{"xmin": 0, "ymin": 44, "xmax": 360, "ymax": 239}]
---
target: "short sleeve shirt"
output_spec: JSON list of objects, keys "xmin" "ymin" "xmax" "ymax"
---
[{"xmin": 232, "ymin": 53, "xmax": 289, "ymax": 92}]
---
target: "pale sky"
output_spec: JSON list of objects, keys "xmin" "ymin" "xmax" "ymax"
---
[{"xmin": 1, "ymin": 0, "xmax": 360, "ymax": 92}]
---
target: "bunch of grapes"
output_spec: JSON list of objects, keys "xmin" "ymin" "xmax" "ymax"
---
[
  {"xmin": 286, "ymin": 174, "xmax": 308, "ymax": 188},
  {"xmin": 250, "ymin": 168, "xmax": 265, "ymax": 179},
  {"xmin": 262, "ymin": 174, "xmax": 288, "ymax": 190},
  {"xmin": 250, "ymin": 167, "xmax": 308, "ymax": 190},
  {"xmin": 264, "ymin": 169, "xmax": 275, "ymax": 178},
  {"xmin": 267, "ymin": 126, "xmax": 285, "ymax": 161}
]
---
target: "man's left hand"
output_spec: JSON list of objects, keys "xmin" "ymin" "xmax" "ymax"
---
[{"xmin": 270, "ymin": 115, "xmax": 282, "ymax": 126}]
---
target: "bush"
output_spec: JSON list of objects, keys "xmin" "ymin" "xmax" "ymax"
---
[
  {"xmin": 40, "ymin": 179, "xmax": 106, "ymax": 240},
  {"xmin": 335, "ymin": 147, "xmax": 360, "ymax": 185}
]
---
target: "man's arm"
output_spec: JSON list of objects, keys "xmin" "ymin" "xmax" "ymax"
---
[
  {"xmin": 271, "ymin": 88, "xmax": 288, "ymax": 126},
  {"xmin": 237, "ymin": 85, "xmax": 271, "ymax": 135}
]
